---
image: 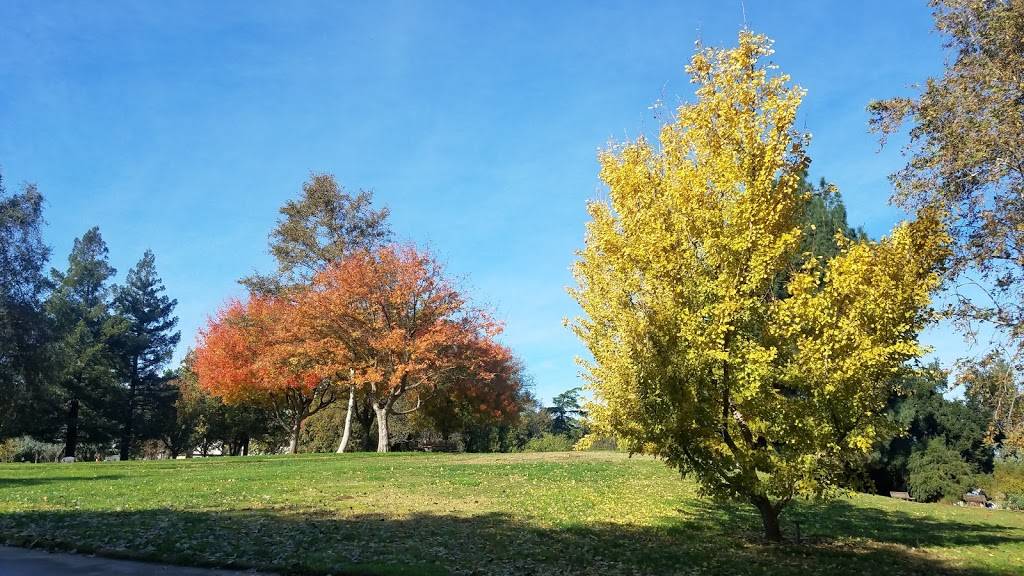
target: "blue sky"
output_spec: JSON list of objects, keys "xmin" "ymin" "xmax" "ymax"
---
[{"xmin": 1, "ymin": 1, "xmax": 963, "ymax": 403}]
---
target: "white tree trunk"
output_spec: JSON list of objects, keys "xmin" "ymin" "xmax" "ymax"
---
[
  {"xmin": 337, "ymin": 386, "xmax": 355, "ymax": 453},
  {"xmin": 288, "ymin": 417, "xmax": 303, "ymax": 454},
  {"xmin": 373, "ymin": 404, "xmax": 389, "ymax": 453}
]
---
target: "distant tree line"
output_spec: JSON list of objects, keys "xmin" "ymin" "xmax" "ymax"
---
[
  {"xmin": 0, "ymin": 173, "xmax": 180, "ymax": 460},
  {"xmin": 0, "ymin": 172, "xmax": 577, "ymax": 460},
  {"xmin": 188, "ymin": 174, "xmax": 592, "ymax": 455}
]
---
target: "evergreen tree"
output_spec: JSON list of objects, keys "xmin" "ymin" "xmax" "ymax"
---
[
  {"xmin": 113, "ymin": 250, "xmax": 179, "ymax": 459},
  {"xmin": 0, "ymin": 175, "xmax": 54, "ymax": 439},
  {"xmin": 156, "ymin": 354, "xmax": 213, "ymax": 458},
  {"xmin": 797, "ymin": 175, "xmax": 867, "ymax": 261},
  {"xmin": 772, "ymin": 173, "xmax": 867, "ymax": 298},
  {"xmin": 47, "ymin": 227, "xmax": 124, "ymax": 458},
  {"xmin": 547, "ymin": 387, "xmax": 585, "ymax": 438},
  {"xmin": 863, "ymin": 363, "xmax": 994, "ymax": 494}
]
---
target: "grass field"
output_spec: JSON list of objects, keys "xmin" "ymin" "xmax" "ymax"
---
[{"xmin": 0, "ymin": 452, "xmax": 1022, "ymax": 575}]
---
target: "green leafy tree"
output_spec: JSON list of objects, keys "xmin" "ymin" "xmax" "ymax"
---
[
  {"xmin": 505, "ymin": 392, "xmax": 553, "ymax": 451},
  {"xmin": 240, "ymin": 173, "xmax": 391, "ymax": 295},
  {"xmin": 300, "ymin": 401, "xmax": 353, "ymax": 452},
  {"xmin": 113, "ymin": 250, "xmax": 180, "ymax": 459},
  {"xmin": 157, "ymin": 354, "xmax": 218, "ymax": 458},
  {"xmin": 207, "ymin": 401, "xmax": 280, "ymax": 456},
  {"xmin": 0, "ymin": 175, "xmax": 55, "ymax": 439},
  {"xmin": 47, "ymin": 227, "xmax": 125, "ymax": 458},
  {"xmin": 907, "ymin": 439, "xmax": 979, "ymax": 502}
]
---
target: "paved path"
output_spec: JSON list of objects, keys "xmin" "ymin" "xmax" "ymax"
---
[{"xmin": 0, "ymin": 546, "xmax": 271, "ymax": 575}]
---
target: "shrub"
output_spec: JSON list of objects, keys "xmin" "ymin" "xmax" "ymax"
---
[
  {"xmin": 907, "ymin": 440, "xmax": 977, "ymax": 502},
  {"xmin": 994, "ymin": 460, "xmax": 1024, "ymax": 510},
  {"xmin": 300, "ymin": 402, "xmax": 348, "ymax": 453},
  {"xmin": 519, "ymin": 433, "xmax": 574, "ymax": 452},
  {"xmin": 581, "ymin": 434, "xmax": 619, "ymax": 451},
  {"xmin": 0, "ymin": 438, "xmax": 17, "ymax": 463},
  {"xmin": 8, "ymin": 436, "xmax": 64, "ymax": 463},
  {"xmin": 76, "ymin": 443, "xmax": 114, "ymax": 462}
]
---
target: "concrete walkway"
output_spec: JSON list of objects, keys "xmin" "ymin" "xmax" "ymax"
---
[{"xmin": 0, "ymin": 546, "xmax": 271, "ymax": 575}]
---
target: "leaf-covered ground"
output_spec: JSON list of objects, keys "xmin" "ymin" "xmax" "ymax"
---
[{"xmin": 0, "ymin": 452, "xmax": 1021, "ymax": 575}]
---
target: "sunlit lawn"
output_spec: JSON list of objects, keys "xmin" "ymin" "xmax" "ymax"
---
[{"xmin": 0, "ymin": 451, "xmax": 1022, "ymax": 575}]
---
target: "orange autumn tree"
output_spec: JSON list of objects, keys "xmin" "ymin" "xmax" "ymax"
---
[
  {"xmin": 298, "ymin": 245, "xmax": 504, "ymax": 452},
  {"xmin": 418, "ymin": 339, "xmax": 525, "ymax": 449},
  {"xmin": 194, "ymin": 297, "xmax": 342, "ymax": 454}
]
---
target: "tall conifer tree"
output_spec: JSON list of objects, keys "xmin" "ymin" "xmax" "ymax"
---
[
  {"xmin": 47, "ymin": 227, "xmax": 123, "ymax": 458},
  {"xmin": 113, "ymin": 250, "xmax": 179, "ymax": 459}
]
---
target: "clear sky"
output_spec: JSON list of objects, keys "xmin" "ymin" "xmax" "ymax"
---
[{"xmin": 0, "ymin": 1, "xmax": 964, "ymax": 403}]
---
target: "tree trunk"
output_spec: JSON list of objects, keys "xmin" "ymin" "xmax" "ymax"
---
[
  {"xmin": 354, "ymin": 400, "xmax": 376, "ymax": 451},
  {"xmin": 119, "ymin": 394, "xmax": 133, "ymax": 460},
  {"xmin": 288, "ymin": 416, "xmax": 304, "ymax": 454},
  {"xmin": 337, "ymin": 386, "xmax": 355, "ymax": 453},
  {"xmin": 63, "ymin": 398, "xmax": 80, "ymax": 459},
  {"xmin": 120, "ymin": 363, "xmax": 138, "ymax": 461},
  {"xmin": 373, "ymin": 404, "xmax": 389, "ymax": 453},
  {"xmin": 753, "ymin": 497, "xmax": 783, "ymax": 542}
]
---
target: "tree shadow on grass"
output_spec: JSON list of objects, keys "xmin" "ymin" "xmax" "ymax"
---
[
  {"xmin": 684, "ymin": 497, "xmax": 1016, "ymax": 548},
  {"xmin": 0, "ymin": 501, "xmax": 1018, "ymax": 576},
  {"xmin": 0, "ymin": 475, "xmax": 124, "ymax": 487}
]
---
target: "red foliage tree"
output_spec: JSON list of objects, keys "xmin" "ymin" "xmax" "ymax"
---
[
  {"xmin": 418, "ymin": 338, "xmax": 525, "ymax": 449},
  {"xmin": 299, "ymin": 245, "xmax": 506, "ymax": 451},
  {"xmin": 193, "ymin": 297, "xmax": 341, "ymax": 454},
  {"xmin": 196, "ymin": 244, "xmax": 513, "ymax": 454}
]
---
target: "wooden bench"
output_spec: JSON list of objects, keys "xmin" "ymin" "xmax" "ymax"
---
[
  {"xmin": 889, "ymin": 491, "xmax": 915, "ymax": 501},
  {"xmin": 963, "ymin": 493, "xmax": 988, "ymax": 507}
]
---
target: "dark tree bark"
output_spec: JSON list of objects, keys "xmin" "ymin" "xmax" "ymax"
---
[
  {"xmin": 63, "ymin": 398, "xmax": 79, "ymax": 459},
  {"xmin": 119, "ymin": 379, "xmax": 135, "ymax": 460},
  {"xmin": 752, "ymin": 496, "xmax": 784, "ymax": 542},
  {"xmin": 353, "ymin": 398, "xmax": 376, "ymax": 451}
]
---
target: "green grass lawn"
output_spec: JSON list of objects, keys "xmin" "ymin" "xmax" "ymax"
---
[{"xmin": 0, "ymin": 452, "xmax": 1022, "ymax": 575}]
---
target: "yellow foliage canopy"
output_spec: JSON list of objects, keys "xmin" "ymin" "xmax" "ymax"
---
[{"xmin": 569, "ymin": 31, "xmax": 950, "ymax": 522}]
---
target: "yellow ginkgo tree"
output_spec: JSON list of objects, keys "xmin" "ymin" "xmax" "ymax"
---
[{"xmin": 569, "ymin": 31, "xmax": 950, "ymax": 541}]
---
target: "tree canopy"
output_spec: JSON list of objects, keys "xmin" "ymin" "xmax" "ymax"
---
[
  {"xmin": 570, "ymin": 31, "xmax": 949, "ymax": 540},
  {"xmin": 0, "ymin": 177, "xmax": 53, "ymax": 439},
  {"xmin": 870, "ymin": 0, "xmax": 1024, "ymax": 352},
  {"xmin": 240, "ymin": 173, "xmax": 391, "ymax": 295}
]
